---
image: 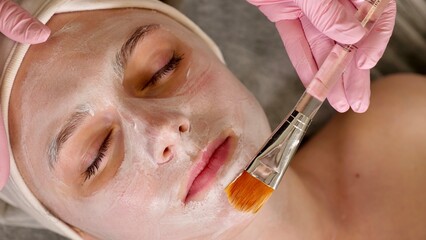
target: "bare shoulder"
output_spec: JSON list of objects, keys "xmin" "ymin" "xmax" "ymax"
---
[
  {"xmin": 336, "ymin": 73, "xmax": 426, "ymax": 239},
  {"xmin": 293, "ymin": 74, "xmax": 426, "ymax": 239},
  {"xmin": 340, "ymin": 73, "xmax": 426, "ymax": 157},
  {"xmin": 369, "ymin": 73, "xmax": 426, "ymax": 118}
]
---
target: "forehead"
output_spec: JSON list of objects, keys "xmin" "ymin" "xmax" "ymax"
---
[
  {"xmin": 15, "ymin": 9, "xmax": 183, "ymax": 101},
  {"xmin": 13, "ymin": 9, "xmax": 191, "ymax": 109}
]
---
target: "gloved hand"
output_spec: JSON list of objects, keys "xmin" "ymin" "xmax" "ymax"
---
[
  {"xmin": 247, "ymin": 0, "xmax": 396, "ymax": 113},
  {"xmin": 0, "ymin": 0, "xmax": 50, "ymax": 43},
  {"xmin": 0, "ymin": 0, "xmax": 51, "ymax": 189}
]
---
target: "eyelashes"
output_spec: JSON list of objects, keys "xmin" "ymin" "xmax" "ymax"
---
[
  {"xmin": 84, "ymin": 130, "xmax": 112, "ymax": 182},
  {"xmin": 141, "ymin": 52, "xmax": 184, "ymax": 90}
]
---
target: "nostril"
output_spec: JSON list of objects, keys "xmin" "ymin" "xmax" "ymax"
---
[
  {"xmin": 161, "ymin": 146, "xmax": 173, "ymax": 163},
  {"xmin": 178, "ymin": 123, "xmax": 190, "ymax": 133}
]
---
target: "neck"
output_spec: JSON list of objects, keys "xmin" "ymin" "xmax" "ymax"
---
[{"xmin": 234, "ymin": 168, "xmax": 338, "ymax": 240}]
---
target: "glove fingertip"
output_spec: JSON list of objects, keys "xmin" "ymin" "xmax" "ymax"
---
[
  {"xmin": 26, "ymin": 23, "xmax": 51, "ymax": 44},
  {"xmin": 351, "ymin": 99, "xmax": 369, "ymax": 113},
  {"xmin": 37, "ymin": 26, "xmax": 51, "ymax": 43},
  {"xmin": 328, "ymin": 91, "xmax": 350, "ymax": 112},
  {"xmin": 344, "ymin": 66, "xmax": 371, "ymax": 113},
  {"xmin": 331, "ymin": 100, "xmax": 350, "ymax": 113},
  {"xmin": 326, "ymin": 76, "xmax": 350, "ymax": 113}
]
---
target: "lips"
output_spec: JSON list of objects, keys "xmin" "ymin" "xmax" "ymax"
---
[{"xmin": 185, "ymin": 135, "xmax": 235, "ymax": 202}]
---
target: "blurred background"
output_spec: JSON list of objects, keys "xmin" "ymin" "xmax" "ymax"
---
[{"xmin": 2, "ymin": 0, "xmax": 425, "ymax": 239}]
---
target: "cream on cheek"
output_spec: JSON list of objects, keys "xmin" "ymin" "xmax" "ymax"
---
[
  {"xmin": 92, "ymin": 72, "xmax": 268, "ymax": 240},
  {"xmin": 81, "ymin": 126, "xmax": 245, "ymax": 238},
  {"xmin": 66, "ymin": 77, "xmax": 264, "ymax": 239}
]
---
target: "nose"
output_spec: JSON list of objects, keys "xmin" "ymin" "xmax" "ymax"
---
[{"xmin": 157, "ymin": 116, "xmax": 190, "ymax": 164}]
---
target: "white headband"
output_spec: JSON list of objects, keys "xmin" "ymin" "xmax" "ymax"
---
[{"xmin": 0, "ymin": 0, "xmax": 223, "ymax": 239}]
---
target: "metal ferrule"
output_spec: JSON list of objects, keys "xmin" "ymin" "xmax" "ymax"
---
[{"xmin": 245, "ymin": 110, "xmax": 311, "ymax": 190}]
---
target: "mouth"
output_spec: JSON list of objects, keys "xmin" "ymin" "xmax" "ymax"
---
[{"xmin": 184, "ymin": 134, "xmax": 236, "ymax": 203}]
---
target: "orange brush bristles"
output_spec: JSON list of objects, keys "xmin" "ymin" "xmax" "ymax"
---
[{"xmin": 225, "ymin": 171, "xmax": 274, "ymax": 213}]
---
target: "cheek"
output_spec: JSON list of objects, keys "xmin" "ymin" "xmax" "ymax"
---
[
  {"xmin": 60, "ymin": 173, "xmax": 167, "ymax": 239},
  {"xmin": 197, "ymin": 68, "xmax": 269, "ymax": 138}
]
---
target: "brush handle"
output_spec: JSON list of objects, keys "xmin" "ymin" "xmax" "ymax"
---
[
  {"xmin": 244, "ymin": 0, "xmax": 391, "ymax": 191},
  {"xmin": 296, "ymin": 0, "xmax": 391, "ymax": 118}
]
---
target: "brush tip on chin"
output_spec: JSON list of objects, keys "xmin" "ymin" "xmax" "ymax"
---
[{"xmin": 225, "ymin": 171, "xmax": 274, "ymax": 213}]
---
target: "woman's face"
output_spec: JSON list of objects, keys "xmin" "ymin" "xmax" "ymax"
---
[{"xmin": 9, "ymin": 8, "xmax": 271, "ymax": 240}]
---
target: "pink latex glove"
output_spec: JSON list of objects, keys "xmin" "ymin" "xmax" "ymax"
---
[
  {"xmin": 247, "ymin": 0, "xmax": 396, "ymax": 113},
  {"xmin": 0, "ymin": 0, "xmax": 51, "ymax": 189},
  {"xmin": 0, "ymin": 0, "xmax": 50, "ymax": 43}
]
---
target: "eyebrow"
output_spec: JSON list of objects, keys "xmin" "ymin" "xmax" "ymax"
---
[
  {"xmin": 113, "ymin": 24, "xmax": 160, "ymax": 78},
  {"xmin": 48, "ymin": 106, "xmax": 91, "ymax": 169}
]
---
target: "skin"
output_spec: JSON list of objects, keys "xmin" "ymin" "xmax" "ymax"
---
[
  {"xmin": 238, "ymin": 73, "xmax": 426, "ymax": 240},
  {"xmin": 7, "ymin": 7, "xmax": 426, "ymax": 240}
]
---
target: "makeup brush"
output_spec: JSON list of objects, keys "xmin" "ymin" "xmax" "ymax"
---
[{"xmin": 225, "ymin": 0, "xmax": 391, "ymax": 213}]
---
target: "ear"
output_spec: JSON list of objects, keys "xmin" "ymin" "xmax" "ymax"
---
[{"xmin": 72, "ymin": 226, "xmax": 99, "ymax": 240}]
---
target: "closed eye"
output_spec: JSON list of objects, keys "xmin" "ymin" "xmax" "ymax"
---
[
  {"xmin": 83, "ymin": 130, "xmax": 113, "ymax": 181},
  {"xmin": 141, "ymin": 52, "xmax": 183, "ymax": 90}
]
